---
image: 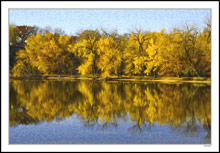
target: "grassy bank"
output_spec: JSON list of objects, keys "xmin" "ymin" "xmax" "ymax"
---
[{"xmin": 9, "ymin": 75, "xmax": 211, "ymax": 84}]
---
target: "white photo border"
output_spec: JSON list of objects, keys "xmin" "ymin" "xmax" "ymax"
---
[{"xmin": 1, "ymin": 1, "xmax": 219, "ymax": 152}]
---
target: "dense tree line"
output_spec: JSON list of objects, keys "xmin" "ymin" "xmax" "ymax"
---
[{"xmin": 10, "ymin": 21, "xmax": 211, "ymax": 77}]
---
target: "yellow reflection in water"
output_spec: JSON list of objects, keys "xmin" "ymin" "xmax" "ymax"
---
[{"xmin": 10, "ymin": 80, "xmax": 210, "ymax": 140}]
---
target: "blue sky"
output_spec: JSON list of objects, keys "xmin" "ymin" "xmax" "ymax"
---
[{"xmin": 9, "ymin": 9, "xmax": 210, "ymax": 35}]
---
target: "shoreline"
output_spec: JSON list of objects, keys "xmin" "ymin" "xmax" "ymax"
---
[{"xmin": 9, "ymin": 75, "xmax": 211, "ymax": 84}]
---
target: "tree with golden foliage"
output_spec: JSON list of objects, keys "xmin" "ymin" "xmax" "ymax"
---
[
  {"xmin": 11, "ymin": 21, "xmax": 211, "ymax": 77},
  {"xmin": 124, "ymin": 30, "xmax": 153, "ymax": 76},
  {"xmin": 12, "ymin": 33, "xmax": 78, "ymax": 76},
  {"xmin": 70, "ymin": 30, "xmax": 100, "ymax": 75}
]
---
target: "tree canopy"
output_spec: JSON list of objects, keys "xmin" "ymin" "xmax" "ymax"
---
[{"xmin": 10, "ymin": 23, "xmax": 211, "ymax": 77}]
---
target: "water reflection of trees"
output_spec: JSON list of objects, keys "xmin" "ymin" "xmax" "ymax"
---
[{"xmin": 10, "ymin": 80, "xmax": 210, "ymax": 141}]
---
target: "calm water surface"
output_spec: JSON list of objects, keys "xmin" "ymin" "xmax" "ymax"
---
[{"xmin": 9, "ymin": 80, "xmax": 211, "ymax": 144}]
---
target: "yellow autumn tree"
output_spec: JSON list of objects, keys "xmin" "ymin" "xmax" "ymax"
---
[
  {"xmin": 10, "ymin": 23, "xmax": 211, "ymax": 77},
  {"xmin": 70, "ymin": 30, "xmax": 100, "ymax": 76},
  {"xmin": 194, "ymin": 21, "xmax": 211, "ymax": 76},
  {"xmin": 12, "ymin": 33, "xmax": 78, "ymax": 76},
  {"xmin": 145, "ymin": 29, "xmax": 185, "ymax": 77},
  {"xmin": 97, "ymin": 37, "xmax": 122, "ymax": 77},
  {"xmin": 124, "ymin": 31, "xmax": 152, "ymax": 76}
]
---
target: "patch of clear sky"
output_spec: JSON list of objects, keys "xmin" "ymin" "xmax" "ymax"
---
[{"xmin": 10, "ymin": 9, "xmax": 211, "ymax": 35}]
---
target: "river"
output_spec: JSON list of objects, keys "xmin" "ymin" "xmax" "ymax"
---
[{"xmin": 9, "ymin": 80, "xmax": 211, "ymax": 144}]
